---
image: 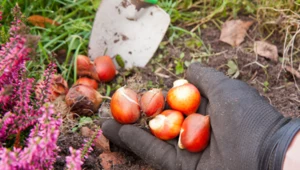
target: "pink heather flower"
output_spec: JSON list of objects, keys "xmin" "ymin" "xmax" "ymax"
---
[
  {"xmin": 0, "ymin": 148, "xmax": 18, "ymax": 170},
  {"xmin": 0, "ymin": 6, "xmax": 31, "ymax": 112},
  {"xmin": 66, "ymin": 147, "xmax": 83, "ymax": 170},
  {"xmin": 0, "ymin": 35, "xmax": 30, "ymax": 110},
  {"xmin": 95, "ymin": 129, "xmax": 103, "ymax": 139},
  {"xmin": 0, "ymin": 104, "xmax": 62, "ymax": 170},
  {"xmin": 81, "ymin": 138, "xmax": 94, "ymax": 159},
  {"xmin": 0, "ymin": 112, "xmax": 15, "ymax": 141},
  {"xmin": 18, "ymin": 104, "xmax": 62, "ymax": 169},
  {"xmin": 65, "ymin": 129, "xmax": 103, "ymax": 170},
  {"xmin": 0, "ymin": 5, "xmax": 62, "ymax": 170},
  {"xmin": 0, "ymin": 76, "xmax": 40, "ymax": 139},
  {"xmin": 35, "ymin": 62, "xmax": 57, "ymax": 106}
]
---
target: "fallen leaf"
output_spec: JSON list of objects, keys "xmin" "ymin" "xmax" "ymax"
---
[
  {"xmin": 285, "ymin": 66, "xmax": 300, "ymax": 79},
  {"xmin": 220, "ymin": 19, "xmax": 254, "ymax": 47},
  {"xmin": 27, "ymin": 15, "xmax": 60, "ymax": 28},
  {"xmin": 226, "ymin": 60, "xmax": 240, "ymax": 78},
  {"xmin": 99, "ymin": 152, "xmax": 126, "ymax": 170},
  {"xmin": 254, "ymin": 41, "xmax": 278, "ymax": 62},
  {"xmin": 80, "ymin": 127, "xmax": 110, "ymax": 152}
]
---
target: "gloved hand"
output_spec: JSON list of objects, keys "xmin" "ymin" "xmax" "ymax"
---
[{"xmin": 102, "ymin": 62, "xmax": 300, "ymax": 170}]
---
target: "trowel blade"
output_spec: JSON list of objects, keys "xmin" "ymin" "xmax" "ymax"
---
[{"xmin": 88, "ymin": 0, "xmax": 170, "ymax": 69}]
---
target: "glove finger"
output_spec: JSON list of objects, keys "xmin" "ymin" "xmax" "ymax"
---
[
  {"xmin": 197, "ymin": 96, "xmax": 208, "ymax": 115},
  {"xmin": 101, "ymin": 119, "xmax": 130, "ymax": 150},
  {"xmin": 119, "ymin": 125, "xmax": 177, "ymax": 170},
  {"xmin": 186, "ymin": 62, "xmax": 229, "ymax": 98},
  {"xmin": 162, "ymin": 137, "xmax": 204, "ymax": 170}
]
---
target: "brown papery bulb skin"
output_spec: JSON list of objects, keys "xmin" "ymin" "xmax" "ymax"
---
[
  {"xmin": 149, "ymin": 110, "xmax": 184, "ymax": 140},
  {"xmin": 65, "ymin": 84, "xmax": 102, "ymax": 116},
  {"xmin": 140, "ymin": 88, "xmax": 165, "ymax": 117},
  {"xmin": 94, "ymin": 56, "xmax": 116, "ymax": 82},
  {"xmin": 35, "ymin": 74, "xmax": 68, "ymax": 102},
  {"xmin": 178, "ymin": 114, "xmax": 210, "ymax": 152},
  {"xmin": 167, "ymin": 79, "xmax": 201, "ymax": 116},
  {"xmin": 110, "ymin": 87, "xmax": 140, "ymax": 124}
]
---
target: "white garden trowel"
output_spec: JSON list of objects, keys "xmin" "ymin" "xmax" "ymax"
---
[{"xmin": 88, "ymin": 0, "xmax": 170, "ymax": 69}]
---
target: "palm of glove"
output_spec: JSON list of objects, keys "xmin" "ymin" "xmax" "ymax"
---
[{"xmin": 102, "ymin": 63, "xmax": 285, "ymax": 170}]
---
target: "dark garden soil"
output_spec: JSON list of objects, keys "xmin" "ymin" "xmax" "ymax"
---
[{"xmin": 54, "ymin": 20, "xmax": 300, "ymax": 170}]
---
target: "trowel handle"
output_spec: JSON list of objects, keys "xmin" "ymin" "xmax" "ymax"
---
[{"xmin": 143, "ymin": 0, "xmax": 158, "ymax": 5}]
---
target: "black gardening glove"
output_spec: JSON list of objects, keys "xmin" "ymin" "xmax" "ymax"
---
[{"xmin": 102, "ymin": 62, "xmax": 300, "ymax": 170}]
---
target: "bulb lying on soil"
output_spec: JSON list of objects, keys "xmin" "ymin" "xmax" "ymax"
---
[{"xmin": 65, "ymin": 84, "xmax": 103, "ymax": 116}]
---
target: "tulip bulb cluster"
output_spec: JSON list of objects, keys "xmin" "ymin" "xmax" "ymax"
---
[
  {"xmin": 110, "ymin": 87, "xmax": 165, "ymax": 124},
  {"xmin": 76, "ymin": 55, "xmax": 116, "ymax": 83},
  {"xmin": 65, "ymin": 54, "xmax": 117, "ymax": 116},
  {"xmin": 109, "ymin": 79, "xmax": 211, "ymax": 153}
]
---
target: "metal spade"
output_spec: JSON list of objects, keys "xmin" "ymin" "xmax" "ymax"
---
[{"xmin": 88, "ymin": 0, "xmax": 170, "ymax": 68}]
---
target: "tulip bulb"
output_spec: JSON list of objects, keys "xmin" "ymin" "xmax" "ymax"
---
[
  {"xmin": 149, "ymin": 110, "xmax": 184, "ymax": 140},
  {"xmin": 178, "ymin": 114, "xmax": 210, "ymax": 152},
  {"xmin": 140, "ymin": 88, "xmax": 165, "ymax": 117},
  {"xmin": 167, "ymin": 79, "xmax": 201, "ymax": 116},
  {"xmin": 76, "ymin": 55, "xmax": 99, "ymax": 81},
  {"xmin": 75, "ymin": 77, "xmax": 98, "ymax": 90},
  {"xmin": 110, "ymin": 87, "xmax": 140, "ymax": 124},
  {"xmin": 65, "ymin": 84, "xmax": 102, "ymax": 116},
  {"xmin": 35, "ymin": 74, "xmax": 68, "ymax": 101},
  {"xmin": 94, "ymin": 56, "xmax": 116, "ymax": 82}
]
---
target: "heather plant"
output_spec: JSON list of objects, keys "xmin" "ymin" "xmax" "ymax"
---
[
  {"xmin": 0, "ymin": 5, "xmax": 100, "ymax": 170},
  {"xmin": 0, "ymin": 5, "xmax": 30, "ymax": 111},
  {"xmin": 0, "ymin": 104, "xmax": 62, "ymax": 169},
  {"xmin": 66, "ymin": 147, "xmax": 83, "ymax": 170},
  {"xmin": 0, "ymin": 102, "xmax": 99, "ymax": 170},
  {"xmin": 0, "ymin": 5, "xmax": 53, "ymax": 142},
  {"xmin": 65, "ymin": 129, "xmax": 102, "ymax": 170}
]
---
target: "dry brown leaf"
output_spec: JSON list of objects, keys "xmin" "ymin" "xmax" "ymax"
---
[
  {"xmin": 254, "ymin": 41, "xmax": 278, "ymax": 62},
  {"xmin": 99, "ymin": 152, "xmax": 126, "ymax": 170},
  {"xmin": 27, "ymin": 15, "xmax": 60, "ymax": 28},
  {"xmin": 220, "ymin": 19, "xmax": 254, "ymax": 47},
  {"xmin": 285, "ymin": 66, "xmax": 300, "ymax": 79}
]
